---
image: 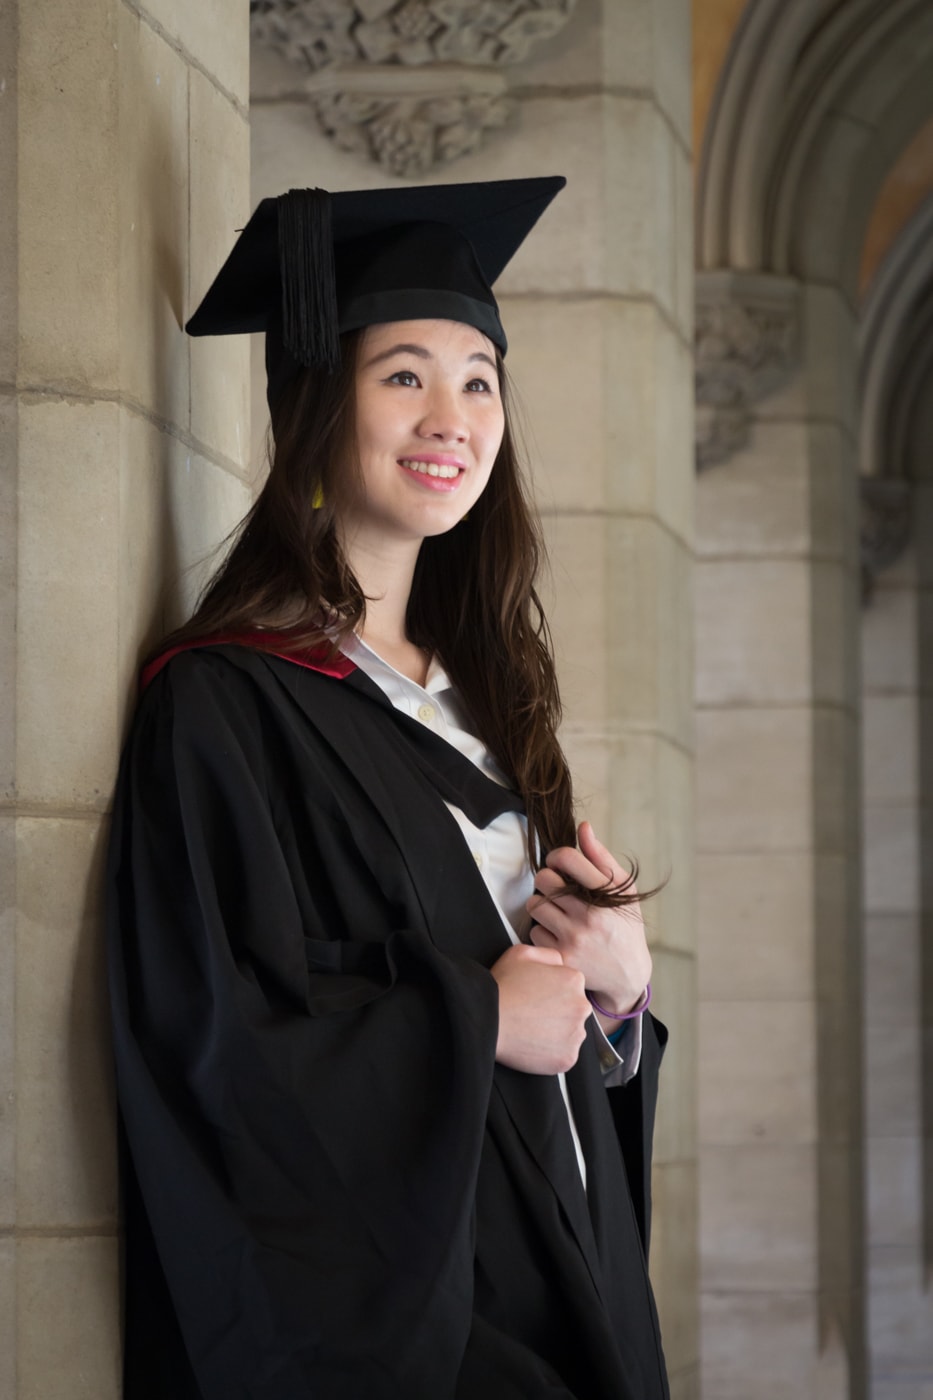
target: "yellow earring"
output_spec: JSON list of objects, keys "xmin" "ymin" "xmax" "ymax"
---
[{"xmin": 311, "ymin": 484, "xmax": 325, "ymax": 509}]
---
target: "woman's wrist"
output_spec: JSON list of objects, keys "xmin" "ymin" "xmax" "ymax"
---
[{"xmin": 587, "ymin": 983, "xmax": 652, "ymax": 1022}]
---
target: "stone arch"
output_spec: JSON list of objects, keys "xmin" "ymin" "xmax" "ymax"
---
[
  {"xmin": 698, "ymin": 0, "xmax": 933, "ymax": 285},
  {"xmin": 859, "ymin": 193, "xmax": 933, "ymax": 481}
]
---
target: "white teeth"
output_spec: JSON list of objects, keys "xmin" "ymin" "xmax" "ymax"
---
[{"xmin": 399, "ymin": 459, "xmax": 460, "ymax": 479}]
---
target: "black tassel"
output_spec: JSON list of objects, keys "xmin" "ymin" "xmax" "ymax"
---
[{"xmin": 277, "ymin": 187, "xmax": 341, "ymax": 371}]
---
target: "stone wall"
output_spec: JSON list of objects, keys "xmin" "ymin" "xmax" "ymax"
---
[{"xmin": 0, "ymin": 0, "xmax": 251, "ymax": 1392}]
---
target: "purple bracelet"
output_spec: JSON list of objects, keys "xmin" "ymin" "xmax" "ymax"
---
[{"xmin": 587, "ymin": 982, "xmax": 652, "ymax": 1021}]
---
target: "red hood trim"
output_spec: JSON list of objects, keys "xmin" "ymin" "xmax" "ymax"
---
[{"xmin": 140, "ymin": 632, "xmax": 357, "ymax": 692}]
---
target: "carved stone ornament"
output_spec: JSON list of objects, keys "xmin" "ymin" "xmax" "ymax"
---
[
  {"xmin": 250, "ymin": 0, "xmax": 577, "ymax": 177},
  {"xmin": 694, "ymin": 271, "xmax": 800, "ymax": 470},
  {"xmin": 860, "ymin": 476, "xmax": 911, "ymax": 603}
]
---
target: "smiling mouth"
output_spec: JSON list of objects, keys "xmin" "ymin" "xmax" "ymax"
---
[{"xmin": 398, "ymin": 458, "xmax": 464, "ymax": 480}]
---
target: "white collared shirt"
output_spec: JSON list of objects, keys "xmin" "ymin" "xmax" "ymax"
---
[{"xmin": 342, "ymin": 634, "xmax": 644, "ymax": 1188}]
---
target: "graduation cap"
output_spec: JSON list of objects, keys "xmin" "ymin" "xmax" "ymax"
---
[{"xmin": 185, "ymin": 176, "xmax": 566, "ymax": 407}]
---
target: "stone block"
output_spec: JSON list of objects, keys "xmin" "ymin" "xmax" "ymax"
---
[
  {"xmin": 812, "ymin": 560, "xmax": 859, "ymax": 708},
  {"xmin": 0, "ymin": 396, "xmax": 15, "ymax": 798},
  {"xmin": 863, "ymin": 803, "xmax": 920, "ymax": 914},
  {"xmin": 0, "ymin": 0, "xmax": 16, "ymax": 385},
  {"xmin": 651, "ymin": 946, "xmax": 696, "ymax": 1165},
  {"xmin": 666, "ymin": 1365, "xmax": 700, "ymax": 1400},
  {"xmin": 189, "ymin": 68, "xmax": 251, "ymax": 467},
  {"xmin": 118, "ymin": 5, "xmax": 189, "ymax": 425},
  {"xmin": 541, "ymin": 512, "xmax": 608, "ymax": 726},
  {"xmin": 16, "ymin": 816, "xmax": 117, "ymax": 1229},
  {"xmin": 608, "ymin": 518, "xmax": 693, "ymax": 749},
  {"xmin": 697, "ymin": 421, "xmax": 809, "ymax": 557},
  {"xmin": 700, "ymin": 1142, "xmax": 818, "ymax": 1290},
  {"xmin": 697, "ymin": 850, "xmax": 814, "ymax": 1000},
  {"xmin": 699, "ymin": 1000, "xmax": 816, "ymax": 1146},
  {"xmin": 866, "ymin": 1135, "xmax": 922, "ymax": 1247},
  {"xmin": 650, "ymin": 1158, "xmax": 698, "ymax": 1375},
  {"xmin": 16, "ymin": 398, "xmax": 120, "ymax": 808},
  {"xmin": 603, "ymin": 735, "xmax": 692, "ymax": 934},
  {"xmin": 864, "ymin": 912, "xmax": 921, "ymax": 1029},
  {"xmin": 865, "ymin": 1020, "xmax": 922, "ymax": 1139},
  {"xmin": 861, "ymin": 578, "xmax": 917, "ymax": 693},
  {"xmin": 0, "ymin": 1237, "xmax": 12, "ymax": 1400},
  {"xmin": 136, "ymin": 0, "xmax": 249, "ymax": 104},
  {"xmin": 18, "ymin": 1235, "xmax": 120, "ymax": 1400},
  {"xmin": 0, "ymin": 817, "xmax": 12, "ymax": 1228},
  {"xmin": 162, "ymin": 438, "xmax": 255, "ymax": 628},
  {"xmin": 18, "ymin": 0, "xmax": 119, "ymax": 391},
  {"xmin": 700, "ymin": 1290, "xmax": 818, "ymax": 1400},
  {"xmin": 863, "ymin": 695, "xmax": 919, "ymax": 804},
  {"xmin": 695, "ymin": 558, "xmax": 811, "ymax": 706},
  {"xmin": 810, "ymin": 421, "xmax": 856, "ymax": 565},
  {"xmin": 812, "ymin": 704, "xmax": 854, "ymax": 856},
  {"xmin": 696, "ymin": 706, "xmax": 812, "ymax": 853},
  {"xmin": 867, "ymin": 1243, "xmax": 933, "ymax": 1368}
]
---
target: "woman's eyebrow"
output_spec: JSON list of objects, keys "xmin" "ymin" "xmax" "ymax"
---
[
  {"xmin": 362, "ymin": 344, "xmax": 498, "ymax": 372},
  {"xmin": 362, "ymin": 342, "xmax": 431, "ymax": 368}
]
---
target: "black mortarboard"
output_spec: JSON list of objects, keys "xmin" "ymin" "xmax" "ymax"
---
[{"xmin": 185, "ymin": 177, "xmax": 566, "ymax": 407}]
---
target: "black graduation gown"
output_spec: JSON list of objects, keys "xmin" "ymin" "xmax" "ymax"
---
[{"xmin": 107, "ymin": 643, "xmax": 670, "ymax": 1400}]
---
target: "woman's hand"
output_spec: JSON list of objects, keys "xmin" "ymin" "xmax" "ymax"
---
[
  {"xmin": 490, "ymin": 944, "xmax": 591, "ymax": 1075},
  {"xmin": 526, "ymin": 821, "xmax": 652, "ymax": 1024}
]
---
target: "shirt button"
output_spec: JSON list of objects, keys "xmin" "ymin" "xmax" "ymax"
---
[{"xmin": 417, "ymin": 703, "xmax": 435, "ymax": 724}]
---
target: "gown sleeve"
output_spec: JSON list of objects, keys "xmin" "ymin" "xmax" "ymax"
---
[{"xmin": 107, "ymin": 653, "xmax": 501, "ymax": 1400}]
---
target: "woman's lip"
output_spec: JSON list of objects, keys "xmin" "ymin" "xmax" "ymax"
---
[
  {"xmin": 397, "ymin": 454, "xmax": 466, "ymax": 469},
  {"xmin": 397, "ymin": 459, "xmax": 464, "ymax": 492}
]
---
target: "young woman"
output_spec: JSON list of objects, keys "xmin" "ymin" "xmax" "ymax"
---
[{"xmin": 107, "ymin": 178, "xmax": 670, "ymax": 1400}]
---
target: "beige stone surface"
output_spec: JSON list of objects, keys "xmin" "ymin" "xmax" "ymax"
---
[
  {"xmin": 17, "ymin": 0, "xmax": 119, "ymax": 392},
  {"xmin": 862, "ymin": 578, "xmax": 917, "ymax": 693},
  {"xmin": 812, "ymin": 560, "xmax": 859, "ymax": 708},
  {"xmin": 863, "ymin": 695, "xmax": 919, "ymax": 804},
  {"xmin": 133, "ymin": 0, "xmax": 249, "ymax": 104},
  {"xmin": 608, "ymin": 518, "xmax": 693, "ymax": 749},
  {"xmin": 699, "ymin": 1000, "xmax": 816, "ymax": 1146},
  {"xmin": 541, "ymin": 512, "xmax": 609, "ymax": 725},
  {"xmin": 863, "ymin": 912, "xmax": 920, "ymax": 1028},
  {"xmin": 863, "ymin": 803, "xmax": 920, "ymax": 914},
  {"xmin": 0, "ymin": 0, "xmax": 16, "ymax": 385},
  {"xmin": 650, "ymin": 1158, "xmax": 697, "ymax": 1375},
  {"xmin": 651, "ymin": 946, "xmax": 696, "ymax": 1164},
  {"xmin": 700, "ymin": 1291, "xmax": 817, "ymax": 1400},
  {"xmin": 118, "ymin": 5, "xmax": 190, "ymax": 426},
  {"xmin": 0, "ymin": 397, "xmax": 15, "ymax": 798},
  {"xmin": 868, "ymin": 1244, "xmax": 933, "ymax": 1365},
  {"xmin": 695, "ymin": 558, "xmax": 811, "ymax": 706},
  {"xmin": 16, "ymin": 816, "xmax": 117, "ymax": 1228},
  {"xmin": 865, "ymin": 1021, "xmax": 922, "ymax": 1139},
  {"xmin": 866, "ymin": 1135, "xmax": 922, "ymax": 1247},
  {"xmin": 696, "ymin": 424, "xmax": 810, "ymax": 556},
  {"xmin": 557, "ymin": 730, "xmax": 612, "ymax": 844},
  {"xmin": 116, "ymin": 408, "xmax": 249, "ymax": 702},
  {"xmin": 699, "ymin": 1143, "xmax": 818, "ymax": 1289},
  {"xmin": 666, "ymin": 1364, "xmax": 700, "ymax": 1400},
  {"xmin": 188, "ymin": 69, "xmax": 251, "ymax": 469},
  {"xmin": 16, "ymin": 397, "xmax": 120, "ymax": 808},
  {"xmin": 697, "ymin": 850, "xmax": 815, "ymax": 1000},
  {"xmin": 757, "ymin": 285, "xmax": 857, "ymax": 429},
  {"xmin": 17, "ymin": 1234, "xmax": 120, "ymax": 1400},
  {"xmin": 0, "ymin": 815, "xmax": 12, "ymax": 1229},
  {"xmin": 0, "ymin": 1236, "xmax": 13, "ymax": 1400},
  {"xmin": 696, "ymin": 706, "xmax": 812, "ymax": 852}
]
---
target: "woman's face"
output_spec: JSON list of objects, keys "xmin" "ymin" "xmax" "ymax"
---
[{"xmin": 341, "ymin": 318, "xmax": 506, "ymax": 550}]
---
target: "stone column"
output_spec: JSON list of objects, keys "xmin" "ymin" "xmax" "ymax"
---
[
  {"xmin": 696, "ymin": 276, "xmax": 865, "ymax": 1398},
  {"xmin": 249, "ymin": 0, "xmax": 697, "ymax": 1391},
  {"xmin": 0, "ymin": 1, "xmax": 251, "ymax": 1393}
]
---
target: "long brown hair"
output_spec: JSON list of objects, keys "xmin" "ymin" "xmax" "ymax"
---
[{"xmin": 160, "ymin": 330, "xmax": 644, "ymax": 908}]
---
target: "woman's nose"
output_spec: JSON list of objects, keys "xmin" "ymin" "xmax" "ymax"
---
[{"xmin": 416, "ymin": 387, "xmax": 468, "ymax": 441}]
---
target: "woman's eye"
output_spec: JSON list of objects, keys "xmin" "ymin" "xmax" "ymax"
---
[
  {"xmin": 386, "ymin": 369, "xmax": 420, "ymax": 387},
  {"xmin": 465, "ymin": 377, "xmax": 493, "ymax": 394}
]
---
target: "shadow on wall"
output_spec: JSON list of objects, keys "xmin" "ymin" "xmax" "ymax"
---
[{"xmin": 920, "ymin": 573, "xmax": 933, "ymax": 1285}]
